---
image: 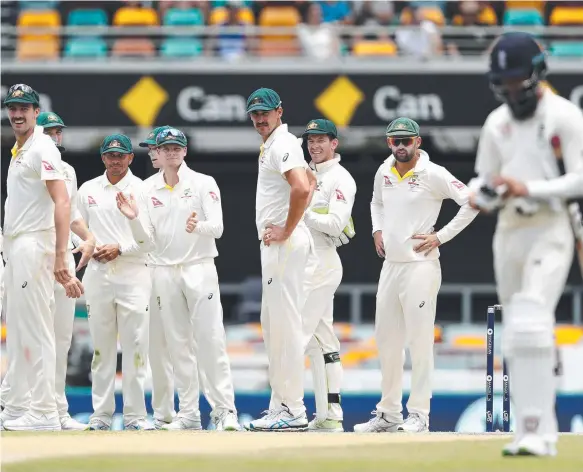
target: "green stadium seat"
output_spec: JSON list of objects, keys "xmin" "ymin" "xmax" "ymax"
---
[
  {"xmin": 64, "ymin": 37, "xmax": 108, "ymax": 58},
  {"xmin": 67, "ymin": 9, "xmax": 108, "ymax": 26},
  {"xmin": 160, "ymin": 38, "xmax": 203, "ymax": 57},
  {"xmin": 211, "ymin": 1, "xmax": 253, "ymax": 8},
  {"xmin": 163, "ymin": 7, "xmax": 204, "ymax": 26},
  {"xmin": 549, "ymin": 41, "xmax": 583, "ymax": 57},
  {"xmin": 503, "ymin": 9, "xmax": 544, "ymax": 25}
]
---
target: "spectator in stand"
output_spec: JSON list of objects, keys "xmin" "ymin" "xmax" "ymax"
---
[
  {"xmin": 297, "ymin": 2, "xmax": 341, "ymax": 59},
  {"xmin": 395, "ymin": 6, "xmax": 443, "ymax": 58},
  {"xmin": 216, "ymin": 4, "xmax": 247, "ymax": 61},
  {"xmin": 446, "ymin": 1, "xmax": 491, "ymax": 57},
  {"xmin": 353, "ymin": 0, "xmax": 395, "ymax": 41}
]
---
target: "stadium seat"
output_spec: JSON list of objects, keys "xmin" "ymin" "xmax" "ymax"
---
[
  {"xmin": 17, "ymin": 9, "xmax": 61, "ymax": 28},
  {"xmin": 111, "ymin": 38, "xmax": 156, "ymax": 57},
  {"xmin": 418, "ymin": 6, "xmax": 445, "ymax": 26},
  {"xmin": 550, "ymin": 7, "xmax": 583, "ymax": 25},
  {"xmin": 503, "ymin": 8, "xmax": 544, "ymax": 25},
  {"xmin": 549, "ymin": 41, "xmax": 583, "ymax": 57},
  {"xmin": 505, "ymin": 1, "xmax": 545, "ymax": 14},
  {"xmin": 478, "ymin": 5, "xmax": 498, "ymax": 25},
  {"xmin": 353, "ymin": 40, "xmax": 397, "ymax": 56},
  {"xmin": 64, "ymin": 37, "xmax": 108, "ymax": 58},
  {"xmin": 160, "ymin": 38, "xmax": 203, "ymax": 57},
  {"xmin": 209, "ymin": 7, "xmax": 255, "ymax": 25},
  {"xmin": 19, "ymin": 1, "xmax": 60, "ymax": 11},
  {"xmin": 112, "ymin": 7, "xmax": 159, "ymax": 27},
  {"xmin": 257, "ymin": 40, "xmax": 299, "ymax": 57},
  {"xmin": 211, "ymin": 0, "xmax": 253, "ymax": 7},
  {"xmin": 67, "ymin": 8, "xmax": 108, "ymax": 26},
  {"xmin": 17, "ymin": 37, "xmax": 59, "ymax": 60},
  {"xmin": 164, "ymin": 7, "xmax": 204, "ymax": 26},
  {"xmin": 259, "ymin": 6, "xmax": 300, "ymax": 41},
  {"xmin": 555, "ymin": 325, "xmax": 583, "ymax": 345}
]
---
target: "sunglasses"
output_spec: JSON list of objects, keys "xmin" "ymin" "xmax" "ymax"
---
[
  {"xmin": 9, "ymin": 84, "xmax": 34, "ymax": 94},
  {"xmin": 388, "ymin": 137, "xmax": 415, "ymax": 147}
]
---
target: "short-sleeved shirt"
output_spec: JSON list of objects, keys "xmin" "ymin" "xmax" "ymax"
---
[{"xmin": 4, "ymin": 125, "xmax": 64, "ymax": 237}]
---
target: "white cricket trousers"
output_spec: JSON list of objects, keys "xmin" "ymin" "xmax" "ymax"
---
[
  {"xmin": 303, "ymin": 245, "xmax": 343, "ymax": 421},
  {"xmin": 83, "ymin": 259, "xmax": 151, "ymax": 423},
  {"xmin": 153, "ymin": 261, "xmax": 236, "ymax": 421},
  {"xmin": 261, "ymin": 225, "xmax": 314, "ymax": 416},
  {"xmin": 3, "ymin": 231, "xmax": 58, "ymax": 416},
  {"xmin": 375, "ymin": 259, "xmax": 441, "ymax": 423}
]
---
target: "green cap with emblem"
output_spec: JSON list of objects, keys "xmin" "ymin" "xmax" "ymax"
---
[
  {"xmin": 385, "ymin": 117, "xmax": 420, "ymax": 138},
  {"xmin": 100, "ymin": 134, "xmax": 133, "ymax": 155},
  {"xmin": 139, "ymin": 125, "xmax": 172, "ymax": 147},
  {"xmin": 3, "ymin": 83, "xmax": 40, "ymax": 106},
  {"xmin": 156, "ymin": 127, "xmax": 187, "ymax": 147},
  {"xmin": 302, "ymin": 119, "xmax": 338, "ymax": 139},
  {"xmin": 37, "ymin": 112, "xmax": 66, "ymax": 129},
  {"xmin": 246, "ymin": 88, "xmax": 282, "ymax": 113}
]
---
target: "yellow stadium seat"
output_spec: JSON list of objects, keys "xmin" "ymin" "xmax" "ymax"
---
[
  {"xmin": 210, "ymin": 7, "xmax": 255, "ymax": 25},
  {"xmin": 419, "ymin": 6, "xmax": 445, "ymax": 26},
  {"xmin": 353, "ymin": 40, "xmax": 397, "ymax": 56},
  {"xmin": 111, "ymin": 38, "xmax": 156, "ymax": 57},
  {"xmin": 17, "ymin": 9, "xmax": 61, "ymax": 28},
  {"xmin": 479, "ymin": 5, "xmax": 498, "ymax": 25},
  {"xmin": 113, "ymin": 7, "xmax": 159, "ymax": 27},
  {"xmin": 505, "ymin": 1, "xmax": 545, "ymax": 14},
  {"xmin": 550, "ymin": 7, "xmax": 583, "ymax": 25},
  {"xmin": 452, "ymin": 335, "xmax": 486, "ymax": 349},
  {"xmin": 259, "ymin": 6, "xmax": 300, "ymax": 41},
  {"xmin": 555, "ymin": 325, "xmax": 583, "ymax": 345},
  {"xmin": 17, "ymin": 37, "xmax": 59, "ymax": 60}
]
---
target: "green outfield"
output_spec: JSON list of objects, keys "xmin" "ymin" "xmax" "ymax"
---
[{"xmin": 2, "ymin": 432, "xmax": 582, "ymax": 472}]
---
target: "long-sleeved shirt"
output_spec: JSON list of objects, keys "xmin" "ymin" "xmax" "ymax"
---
[
  {"xmin": 77, "ymin": 169, "xmax": 151, "ymax": 264},
  {"xmin": 371, "ymin": 150, "xmax": 478, "ymax": 262},
  {"xmin": 63, "ymin": 161, "xmax": 83, "ymax": 250},
  {"xmin": 304, "ymin": 155, "xmax": 357, "ymax": 249},
  {"xmin": 470, "ymin": 88, "xmax": 583, "ymax": 229},
  {"xmin": 136, "ymin": 163, "xmax": 223, "ymax": 266}
]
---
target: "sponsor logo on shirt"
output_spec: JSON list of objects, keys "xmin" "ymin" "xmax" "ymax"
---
[
  {"xmin": 383, "ymin": 175, "xmax": 392, "ymax": 187},
  {"xmin": 88, "ymin": 196, "xmax": 97, "ymax": 207},
  {"xmin": 283, "ymin": 153, "xmax": 289, "ymax": 162},
  {"xmin": 335, "ymin": 189, "xmax": 346, "ymax": 202},
  {"xmin": 151, "ymin": 196, "xmax": 164, "ymax": 208},
  {"xmin": 181, "ymin": 188, "xmax": 192, "ymax": 199},
  {"xmin": 42, "ymin": 160, "xmax": 56, "ymax": 172},
  {"xmin": 450, "ymin": 180, "xmax": 465, "ymax": 190},
  {"xmin": 209, "ymin": 191, "xmax": 219, "ymax": 202}
]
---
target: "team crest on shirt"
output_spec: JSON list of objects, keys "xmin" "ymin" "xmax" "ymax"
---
[
  {"xmin": 383, "ymin": 175, "xmax": 393, "ymax": 187},
  {"xmin": 315, "ymin": 181, "xmax": 323, "ymax": 192},
  {"xmin": 88, "ymin": 196, "xmax": 97, "ymax": 207},
  {"xmin": 42, "ymin": 160, "xmax": 56, "ymax": 172},
  {"xmin": 209, "ymin": 191, "xmax": 219, "ymax": 202},
  {"xmin": 181, "ymin": 188, "xmax": 192, "ymax": 199},
  {"xmin": 408, "ymin": 174, "xmax": 420, "ymax": 190},
  {"xmin": 151, "ymin": 196, "xmax": 164, "ymax": 207},
  {"xmin": 335, "ymin": 189, "xmax": 346, "ymax": 202}
]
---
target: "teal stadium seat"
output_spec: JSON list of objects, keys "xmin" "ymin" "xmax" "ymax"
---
[
  {"xmin": 67, "ymin": 9, "xmax": 108, "ymax": 26},
  {"xmin": 503, "ymin": 9, "xmax": 544, "ymax": 26},
  {"xmin": 550, "ymin": 41, "xmax": 583, "ymax": 57},
  {"xmin": 409, "ymin": 1, "xmax": 446, "ymax": 11},
  {"xmin": 20, "ymin": 1, "xmax": 59, "ymax": 10},
  {"xmin": 211, "ymin": 1, "xmax": 253, "ymax": 8},
  {"xmin": 64, "ymin": 37, "xmax": 108, "ymax": 58},
  {"xmin": 163, "ymin": 7, "xmax": 204, "ymax": 26},
  {"xmin": 161, "ymin": 38, "xmax": 203, "ymax": 58}
]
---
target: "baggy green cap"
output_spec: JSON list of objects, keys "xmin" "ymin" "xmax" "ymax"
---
[
  {"xmin": 3, "ymin": 83, "xmax": 40, "ymax": 106},
  {"xmin": 302, "ymin": 119, "xmax": 338, "ymax": 139},
  {"xmin": 246, "ymin": 88, "xmax": 282, "ymax": 113},
  {"xmin": 37, "ymin": 112, "xmax": 66, "ymax": 128},
  {"xmin": 385, "ymin": 117, "xmax": 420, "ymax": 137},
  {"xmin": 139, "ymin": 125, "xmax": 172, "ymax": 147},
  {"xmin": 155, "ymin": 127, "xmax": 187, "ymax": 147},
  {"xmin": 100, "ymin": 134, "xmax": 133, "ymax": 154}
]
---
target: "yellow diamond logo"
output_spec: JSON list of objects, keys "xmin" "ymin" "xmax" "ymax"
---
[
  {"xmin": 119, "ymin": 76, "xmax": 168, "ymax": 127},
  {"xmin": 314, "ymin": 76, "xmax": 364, "ymax": 127}
]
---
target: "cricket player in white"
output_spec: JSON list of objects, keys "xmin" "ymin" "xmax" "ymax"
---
[
  {"xmin": 246, "ymin": 88, "xmax": 317, "ymax": 432},
  {"xmin": 77, "ymin": 134, "xmax": 154, "ymax": 431},
  {"xmin": 121, "ymin": 127, "xmax": 240, "ymax": 431},
  {"xmin": 300, "ymin": 119, "xmax": 356, "ymax": 432},
  {"xmin": 1, "ymin": 84, "xmax": 84, "ymax": 431},
  {"xmin": 469, "ymin": 33, "xmax": 583, "ymax": 457},
  {"xmin": 355, "ymin": 117, "xmax": 478, "ymax": 433}
]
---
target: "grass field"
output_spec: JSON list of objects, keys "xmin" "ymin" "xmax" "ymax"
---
[{"xmin": 2, "ymin": 432, "xmax": 582, "ymax": 472}]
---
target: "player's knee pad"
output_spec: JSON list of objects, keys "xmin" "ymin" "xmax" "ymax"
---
[{"xmin": 502, "ymin": 294, "xmax": 554, "ymax": 356}]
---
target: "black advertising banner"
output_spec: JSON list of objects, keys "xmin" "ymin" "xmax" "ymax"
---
[{"xmin": 2, "ymin": 72, "xmax": 582, "ymax": 129}]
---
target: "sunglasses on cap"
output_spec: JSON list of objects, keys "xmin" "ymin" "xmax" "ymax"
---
[
  {"xmin": 8, "ymin": 84, "xmax": 34, "ymax": 94},
  {"xmin": 388, "ymin": 137, "xmax": 415, "ymax": 147}
]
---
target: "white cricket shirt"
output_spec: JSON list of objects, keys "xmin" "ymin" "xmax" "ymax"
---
[
  {"xmin": 63, "ymin": 161, "xmax": 82, "ymax": 250},
  {"xmin": 77, "ymin": 169, "xmax": 150, "ymax": 264},
  {"xmin": 304, "ymin": 155, "xmax": 357, "ymax": 249},
  {"xmin": 255, "ymin": 123, "xmax": 308, "ymax": 239},
  {"xmin": 371, "ymin": 150, "xmax": 478, "ymax": 262},
  {"xmin": 4, "ymin": 125, "xmax": 64, "ymax": 237},
  {"xmin": 139, "ymin": 163, "xmax": 223, "ymax": 266},
  {"xmin": 471, "ymin": 88, "xmax": 583, "ymax": 229}
]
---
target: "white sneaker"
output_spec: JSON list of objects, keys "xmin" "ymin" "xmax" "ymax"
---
[
  {"xmin": 161, "ymin": 417, "xmax": 202, "ymax": 431},
  {"xmin": 248, "ymin": 404, "xmax": 308, "ymax": 432},
  {"xmin": 503, "ymin": 434, "xmax": 557, "ymax": 457},
  {"xmin": 60, "ymin": 416, "xmax": 90, "ymax": 431},
  {"xmin": 308, "ymin": 417, "xmax": 344, "ymax": 432},
  {"xmin": 88, "ymin": 418, "xmax": 111, "ymax": 431},
  {"xmin": 354, "ymin": 411, "xmax": 402, "ymax": 433},
  {"xmin": 397, "ymin": 413, "xmax": 429, "ymax": 433},
  {"xmin": 211, "ymin": 410, "xmax": 242, "ymax": 431},
  {"xmin": 3, "ymin": 412, "xmax": 61, "ymax": 431},
  {"xmin": 153, "ymin": 418, "xmax": 172, "ymax": 430},
  {"xmin": 125, "ymin": 418, "xmax": 155, "ymax": 431},
  {"xmin": 0, "ymin": 410, "xmax": 24, "ymax": 431}
]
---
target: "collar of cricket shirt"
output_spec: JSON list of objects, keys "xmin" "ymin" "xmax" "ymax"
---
[
  {"xmin": 155, "ymin": 162, "xmax": 190, "ymax": 190},
  {"xmin": 262, "ymin": 123, "xmax": 288, "ymax": 150},
  {"xmin": 100, "ymin": 168, "xmax": 134, "ymax": 191},
  {"xmin": 310, "ymin": 154, "xmax": 341, "ymax": 173}
]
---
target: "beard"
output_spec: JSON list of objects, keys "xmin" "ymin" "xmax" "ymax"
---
[{"xmin": 394, "ymin": 148, "xmax": 415, "ymax": 163}]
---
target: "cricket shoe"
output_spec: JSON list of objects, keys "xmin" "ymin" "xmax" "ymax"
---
[
  {"xmin": 354, "ymin": 411, "xmax": 402, "ymax": 433},
  {"xmin": 125, "ymin": 419, "xmax": 155, "ymax": 431},
  {"xmin": 0, "ymin": 410, "xmax": 23, "ymax": 431},
  {"xmin": 60, "ymin": 416, "xmax": 90, "ymax": 431},
  {"xmin": 397, "ymin": 413, "xmax": 429, "ymax": 433},
  {"xmin": 3, "ymin": 412, "xmax": 61, "ymax": 431},
  {"xmin": 153, "ymin": 418, "xmax": 172, "ymax": 430},
  {"xmin": 248, "ymin": 404, "xmax": 308, "ymax": 432},
  {"xmin": 211, "ymin": 410, "xmax": 242, "ymax": 431},
  {"xmin": 161, "ymin": 417, "xmax": 202, "ymax": 431},
  {"xmin": 308, "ymin": 416, "xmax": 344, "ymax": 433},
  {"xmin": 502, "ymin": 435, "xmax": 557, "ymax": 457},
  {"xmin": 88, "ymin": 418, "xmax": 111, "ymax": 431}
]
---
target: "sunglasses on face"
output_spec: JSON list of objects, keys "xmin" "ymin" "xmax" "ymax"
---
[{"xmin": 388, "ymin": 137, "xmax": 415, "ymax": 147}]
